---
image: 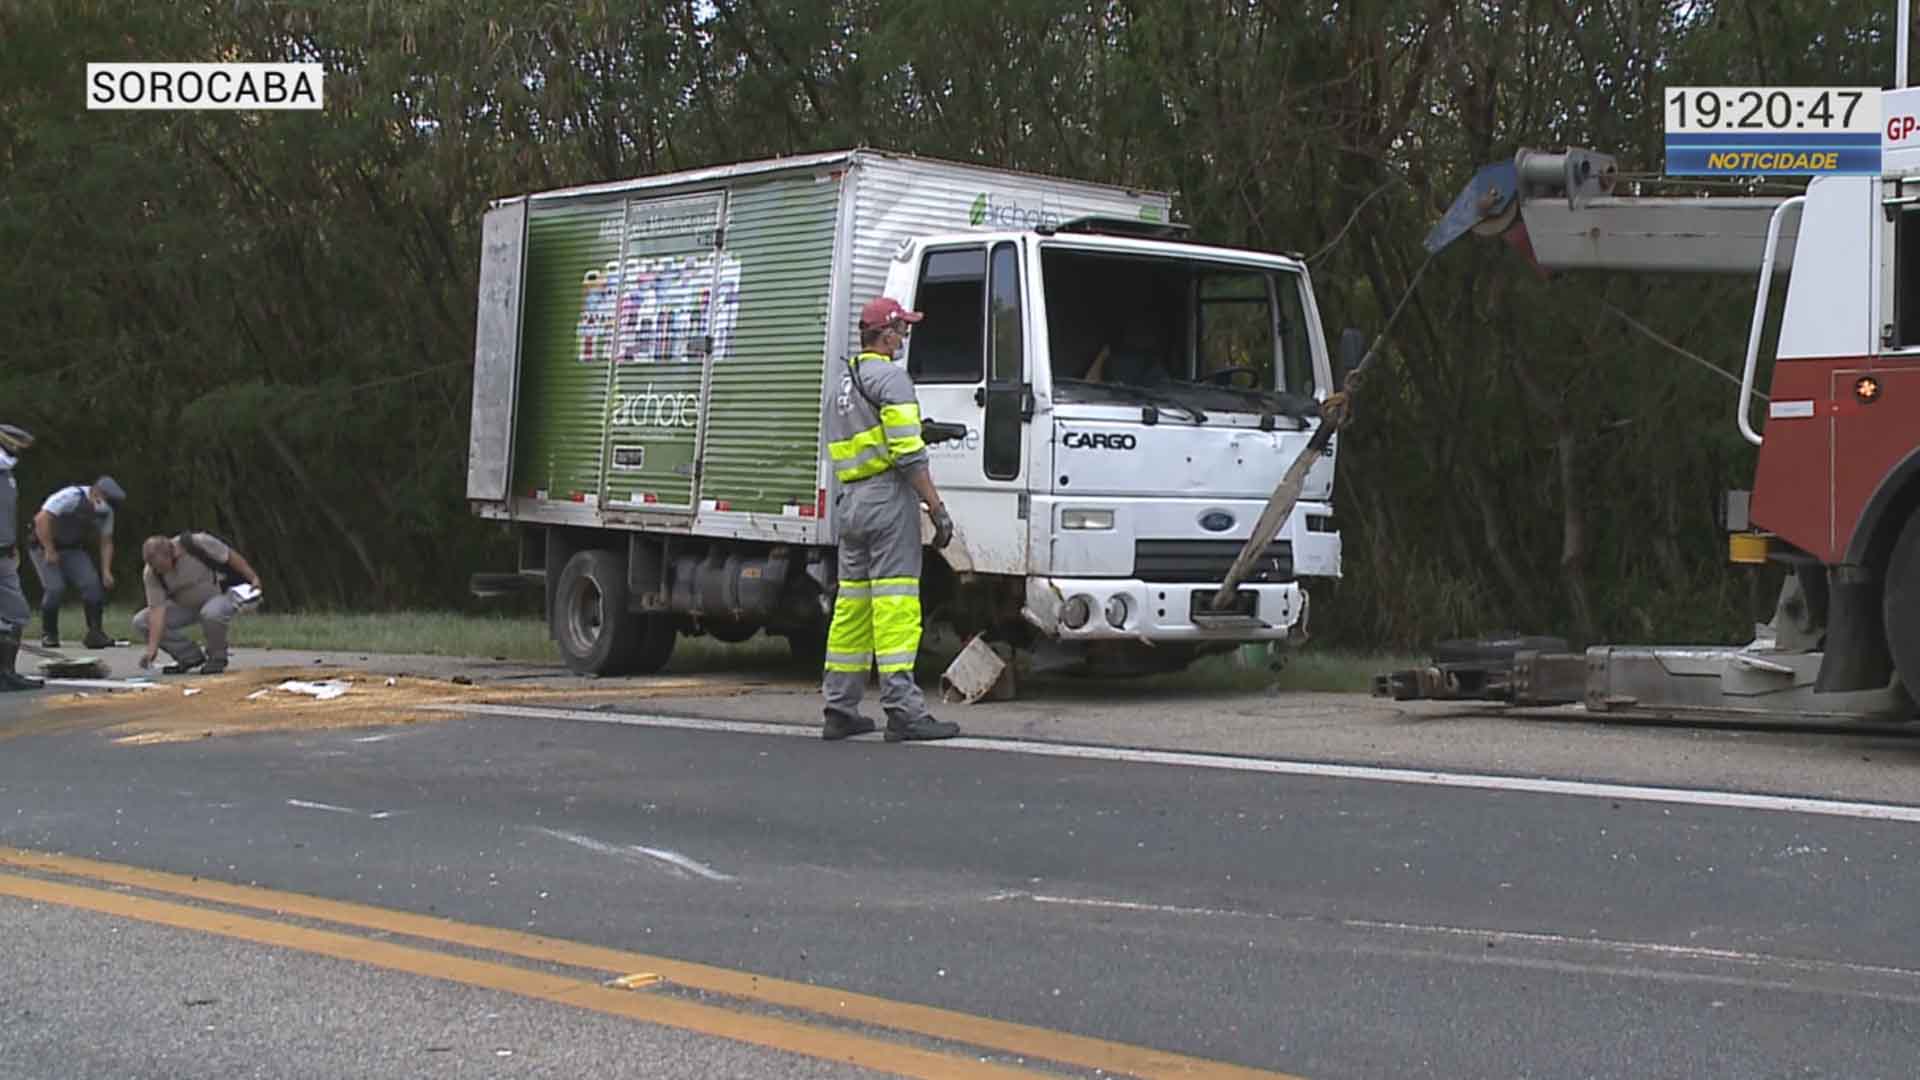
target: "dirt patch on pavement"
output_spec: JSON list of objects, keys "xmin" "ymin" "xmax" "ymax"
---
[{"xmin": 26, "ymin": 667, "xmax": 783, "ymax": 745}]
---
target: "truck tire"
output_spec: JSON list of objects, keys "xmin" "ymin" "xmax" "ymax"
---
[
  {"xmin": 1886, "ymin": 510, "xmax": 1920, "ymax": 704},
  {"xmin": 552, "ymin": 549, "xmax": 665, "ymax": 676},
  {"xmin": 629, "ymin": 614, "xmax": 677, "ymax": 675}
]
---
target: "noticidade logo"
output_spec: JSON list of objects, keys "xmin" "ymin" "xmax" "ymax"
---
[{"xmin": 967, "ymin": 191, "xmax": 1164, "ymax": 228}]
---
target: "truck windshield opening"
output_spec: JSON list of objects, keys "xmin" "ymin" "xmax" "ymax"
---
[{"xmin": 1042, "ymin": 247, "xmax": 1318, "ymax": 417}]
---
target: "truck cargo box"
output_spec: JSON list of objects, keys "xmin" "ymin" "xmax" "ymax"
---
[{"xmin": 467, "ymin": 149, "xmax": 1173, "ymax": 546}]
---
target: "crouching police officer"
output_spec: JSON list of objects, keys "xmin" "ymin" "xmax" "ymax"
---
[
  {"xmin": 819, "ymin": 296, "xmax": 961, "ymax": 743},
  {"xmin": 31, "ymin": 474, "xmax": 124, "ymax": 649},
  {"xmin": 134, "ymin": 532, "xmax": 263, "ymax": 675},
  {"xmin": 0, "ymin": 424, "xmax": 41, "ymax": 691}
]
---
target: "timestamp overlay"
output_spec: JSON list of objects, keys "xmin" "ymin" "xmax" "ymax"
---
[{"xmin": 1665, "ymin": 87, "xmax": 1882, "ymax": 176}]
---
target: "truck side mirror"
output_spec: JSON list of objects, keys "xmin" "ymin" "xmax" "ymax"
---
[{"xmin": 1335, "ymin": 328, "xmax": 1367, "ymax": 386}]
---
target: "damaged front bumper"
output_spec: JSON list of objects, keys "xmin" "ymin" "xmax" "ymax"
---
[{"xmin": 1022, "ymin": 577, "xmax": 1309, "ymax": 644}]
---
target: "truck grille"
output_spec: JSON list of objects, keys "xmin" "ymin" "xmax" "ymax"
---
[{"xmin": 1133, "ymin": 539, "xmax": 1294, "ymax": 584}]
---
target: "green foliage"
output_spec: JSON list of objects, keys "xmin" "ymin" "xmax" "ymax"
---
[{"xmin": 2, "ymin": 0, "xmax": 1899, "ymax": 646}]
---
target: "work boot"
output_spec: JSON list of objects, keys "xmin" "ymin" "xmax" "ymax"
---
[
  {"xmin": 82, "ymin": 604, "xmax": 112, "ymax": 650},
  {"xmin": 162, "ymin": 649, "xmax": 207, "ymax": 675},
  {"xmin": 199, "ymin": 658, "xmax": 228, "ymax": 675},
  {"xmin": 0, "ymin": 633, "xmax": 41, "ymax": 692},
  {"xmin": 39, "ymin": 609, "xmax": 58, "ymax": 649},
  {"xmin": 821, "ymin": 713, "xmax": 877, "ymax": 741},
  {"xmin": 884, "ymin": 715, "xmax": 961, "ymax": 742}
]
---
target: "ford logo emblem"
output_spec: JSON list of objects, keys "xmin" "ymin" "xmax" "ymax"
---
[{"xmin": 1199, "ymin": 510, "xmax": 1235, "ymax": 533}]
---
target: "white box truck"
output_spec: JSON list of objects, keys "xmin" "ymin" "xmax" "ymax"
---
[{"xmin": 466, "ymin": 149, "xmax": 1347, "ymax": 676}]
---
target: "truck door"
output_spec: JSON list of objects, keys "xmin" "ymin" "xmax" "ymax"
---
[
  {"xmin": 598, "ymin": 190, "xmax": 727, "ymax": 514},
  {"xmin": 904, "ymin": 240, "xmax": 1032, "ymax": 574}
]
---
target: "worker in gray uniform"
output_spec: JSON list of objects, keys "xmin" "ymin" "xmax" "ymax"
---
[
  {"xmin": 31, "ymin": 474, "xmax": 124, "ymax": 649},
  {"xmin": 819, "ymin": 296, "xmax": 961, "ymax": 742},
  {"xmin": 134, "ymin": 531, "xmax": 264, "ymax": 675},
  {"xmin": 0, "ymin": 424, "xmax": 41, "ymax": 691}
]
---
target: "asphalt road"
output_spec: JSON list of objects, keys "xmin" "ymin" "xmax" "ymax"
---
[
  {"xmin": 4, "ymin": 662, "xmax": 1920, "ymax": 1078},
  {"xmin": 0, "ymin": 895, "xmax": 891, "ymax": 1080}
]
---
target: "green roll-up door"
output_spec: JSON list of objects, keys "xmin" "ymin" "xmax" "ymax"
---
[
  {"xmin": 600, "ymin": 191, "xmax": 727, "ymax": 510},
  {"xmin": 698, "ymin": 174, "xmax": 840, "ymax": 515},
  {"xmin": 514, "ymin": 199, "xmax": 625, "ymax": 505}
]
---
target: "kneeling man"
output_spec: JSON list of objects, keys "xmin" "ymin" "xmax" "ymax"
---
[{"xmin": 134, "ymin": 532, "xmax": 263, "ymax": 675}]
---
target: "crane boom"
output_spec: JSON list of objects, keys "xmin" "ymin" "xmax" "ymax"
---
[{"xmin": 1427, "ymin": 148, "xmax": 1799, "ymax": 274}]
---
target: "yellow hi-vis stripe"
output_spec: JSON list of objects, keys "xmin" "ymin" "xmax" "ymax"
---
[
  {"xmin": 872, "ymin": 592, "xmax": 923, "ymax": 673},
  {"xmin": 825, "ymin": 580, "xmax": 874, "ymax": 672},
  {"xmin": 879, "ymin": 401, "xmax": 925, "ymax": 457}
]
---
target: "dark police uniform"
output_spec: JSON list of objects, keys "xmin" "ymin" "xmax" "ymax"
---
[
  {"xmin": 31, "ymin": 475, "xmax": 123, "ymax": 649},
  {"xmin": 0, "ymin": 425, "xmax": 39, "ymax": 690}
]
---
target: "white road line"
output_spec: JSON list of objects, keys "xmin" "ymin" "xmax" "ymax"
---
[
  {"xmin": 628, "ymin": 843, "xmax": 736, "ymax": 882},
  {"xmin": 997, "ymin": 891, "xmax": 1920, "ymax": 982},
  {"xmin": 428, "ymin": 703, "xmax": 1920, "ymax": 826},
  {"xmin": 285, "ymin": 799, "xmax": 357, "ymax": 815},
  {"xmin": 531, "ymin": 826, "xmax": 736, "ymax": 882}
]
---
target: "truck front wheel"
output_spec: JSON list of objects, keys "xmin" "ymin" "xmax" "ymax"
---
[
  {"xmin": 1886, "ymin": 509, "xmax": 1920, "ymax": 706},
  {"xmin": 551, "ymin": 550, "xmax": 675, "ymax": 676}
]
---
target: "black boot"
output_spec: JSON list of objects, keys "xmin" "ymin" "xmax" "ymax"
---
[
  {"xmin": 162, "ymin": 646, "xmax": 207, "ymax": 675},
  {"xmin": 82, "ymin": 604, "xmax": 112, "ymax": 650},
  {"xmin": 884, "ymin": 715, "xmax": 961, "ymax": 742},
  {"xmin": 0, "ymin": 632, "xmax": 42, "ymax": 692},
  {"xmin": 821, "ymin": 712, "xmax": 877, "ymax": 741},
  {"xmin": 39, "ymin": 608, "xmax": 58, "ymax": 649}
]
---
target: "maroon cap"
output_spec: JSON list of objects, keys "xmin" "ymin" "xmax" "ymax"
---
[{"xmin": 859, "ymin": 296, "xmax": 924, "ymax": 329}]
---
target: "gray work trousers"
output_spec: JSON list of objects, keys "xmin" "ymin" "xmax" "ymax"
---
[
  {"xmin": 133, "ymin": 594, "xmax": 239, "ymax": 663},
  {"xmin": 822, "ymin": 471, "xmax": 933, "ymax": 727},
  {"xmin": 0, "ymin": 551, "xmax": 27, "ymax": 634},
  {"xmin": 29, "ymin": 546, "xmax": 104, "ymax": 612}
]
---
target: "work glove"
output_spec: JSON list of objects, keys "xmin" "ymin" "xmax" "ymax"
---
[
  {"xmin": 0, "ymin": 424, "xmax": 31, "ymax": 453},
  {"xmin": 929, "ymin": 505, "xmax": 954, "ymax": 550}
]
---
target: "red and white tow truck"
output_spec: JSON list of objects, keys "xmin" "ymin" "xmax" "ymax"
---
[{"xmin": 1379, "ymin": 71, "xmax": 1920, "ymax": 722}]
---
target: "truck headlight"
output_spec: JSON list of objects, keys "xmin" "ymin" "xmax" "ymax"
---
[
  {"xmin": 1104, "ymin": 594, "xmax": 1130, "ymax": 629},
  {"xmin": 1062, "ymin": 595, "xmax": 1092, "ymax": 629},
  {"xmin": 1061, "ymin": 508, "xmax": 1115, "ymax": 530}
]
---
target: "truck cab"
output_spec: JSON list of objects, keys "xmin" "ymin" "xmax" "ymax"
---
[{"xmin": 880, "ymin": 226, "xmax": 1343, "ymax": 671}]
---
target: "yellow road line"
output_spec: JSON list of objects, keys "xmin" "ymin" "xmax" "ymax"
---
[
  {"xmin": 0, "ymin": 870, "xmax": 1045, "ymax": 1080},
  {"xmin": 0, "ymin": 847, "xmax": 1299, "ymax": 1079}
]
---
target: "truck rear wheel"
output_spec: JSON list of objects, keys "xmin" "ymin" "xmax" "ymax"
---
[
  {"xmin": 551, "ymin": 550, "xmax": 675, "ymax": 676},
  {"xmin": 1885, "ymin": 510, "xmax": 1920, "ymax": 705}
]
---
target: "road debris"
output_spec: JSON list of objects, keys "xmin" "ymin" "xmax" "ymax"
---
[
  {"xmin": 273, "ymin": 679, "xmax": 354, "ymax": 701},
  {"xmin": 44, "ymin": 678, "xmax": 157, "ymax": 692},
  {"xmin": 21, "ymin": 666, "xmax": 777, "ymax": 746},
  {"xmin": 606, "ymin": 972, "xmax": 664, "ymax": 990}
]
